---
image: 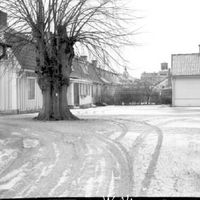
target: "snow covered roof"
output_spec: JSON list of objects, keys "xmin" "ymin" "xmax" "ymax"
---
[{"xmin": 172, "ymin": 53, "xmax": 200, "ymax": 76}]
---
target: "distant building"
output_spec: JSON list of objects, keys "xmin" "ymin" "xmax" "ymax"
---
[
  {"xmin": 119, "ymin": 66, "xmax": 136, "ymax": 86},
  {"xmin": 141, "ymin": 63, "xmax": 170, "ymax": 85},
  {"xmin": 171, "ymin": 46, "xmax": 200, "ymax": 106},
  {"xmin": 159, "ymin": 62, "xmax": 169, "ymax": 77}
]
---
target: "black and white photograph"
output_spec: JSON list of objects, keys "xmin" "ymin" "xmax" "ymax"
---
[{"xmin": 0, "ymin": 0, "xmax": 200, "ymax": 198}]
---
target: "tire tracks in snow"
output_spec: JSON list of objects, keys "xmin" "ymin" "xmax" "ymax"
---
[
  {"xmin": 138, "ymin": 122, "xmax": 163, "ymax": 196},
  {"xmin": 0, "ymin": 124, "xmax": 77, "ymax": 198},
  {"xmin": 93, "ymin": 119, "xmax": 134, "ymax": 195},
  {"xmin": 115, "ymin": 118, "xmax": 164, "ymax": 196},
  {"xmin": 64, "ymin": 119, "xmax": 133, "ymax": 196},
  {"xmin": 0, "ymin": 117, "xmax": 175, "ymax": 197},
  {"xmin": 0, "ymin": 119, "xmax": 132, "ymax": 197},
  {"xmin": 95, "ymin": 133, "xmax": 133, "ymax": 196}
]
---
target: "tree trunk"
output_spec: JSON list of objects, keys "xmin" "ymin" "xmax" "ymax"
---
[
  {"xmin": 34, "ymin": 25, "xmax": 78, "ymax": 121},
  {"xmin": 146, "ymin": 96, "xmax": 150, "ymax": 105},
  {"xmin": 36, "ymin": 81, "xmax": 78, "ymax": 120}
]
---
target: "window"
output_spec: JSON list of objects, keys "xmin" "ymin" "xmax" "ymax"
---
[
  {"xmin": 92, "ymin": 85, "xmax": 94, "ymax": 97},
  {"xmin": 80, "ymin": 83, "xmax": 91, "ymax": 97},
  {"xmin": 89, "ymin": 85, "xmax": 91, "ymax": 95},
  {"xmin": 83, "ymin": 84, "xmax": 86, "ymax": 95},
  {"xmin": 86, "ymin": 84, "xmax": 89, "ymax": 95},
  {"xmin": 28, "ymin": 79, "xmax": 35, "ymax": 100},
  {"xmin": 80, "ymin": 83, "xmax": 86, "ymax": 96}
]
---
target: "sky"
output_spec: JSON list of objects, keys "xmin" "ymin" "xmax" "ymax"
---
[{"xmin": 123, "ymin": 0, "xmax": 200, "ymax": 78}]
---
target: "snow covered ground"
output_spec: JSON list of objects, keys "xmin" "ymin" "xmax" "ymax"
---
[{"xmin": 0, "ymin": 105, "xmax": 200, "ymax": 197}]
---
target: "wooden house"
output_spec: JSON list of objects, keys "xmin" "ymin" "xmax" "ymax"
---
[
  {"xmin": 0, "ymin": 42, "xmax": 43, "ymax": 113},
  {"xmin": 0, "ymin": 10, "xmax": 42, "ymax": 113},
  {"xmin": 172, "ymin": 46, "xmax": 200, "ymax": 106},
  {"xmin": 67, "ymin": 56, "xmax": 93, "ymax": 108}
]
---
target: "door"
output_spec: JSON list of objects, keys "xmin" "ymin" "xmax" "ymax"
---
[{"xmin": 74, "ymin": 83, "xmax": 79, "ymax": 106}]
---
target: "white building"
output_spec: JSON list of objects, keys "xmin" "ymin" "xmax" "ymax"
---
[{"xmin": 171, "ymin": 46, "xmax": 200, "ymax": 106}]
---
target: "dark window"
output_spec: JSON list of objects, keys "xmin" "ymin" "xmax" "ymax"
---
[{"xmin": 28, "ymin": 79, "xmax": 35, "ymax": 100}]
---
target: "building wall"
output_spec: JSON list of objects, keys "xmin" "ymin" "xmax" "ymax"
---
[
  {"xmin": 67, "ymin": 82, "xmax": 74, "ymax": 106},
  {"xmin": 172, "ymin": 76, "xmax": 200, "ymax": 106},
  {"xmin": 17, "ymin": 73, "xmax": 42, "ymax": 112},
  {"xmin": 0, "ymin": 62, "xmax": 17, "ymax": 112},
  {"xmin": 68, "ymin": 80, "xmax": 93, "ymax": 107},
  {"xmin": 80, "ymin": 93, "xmax": 92, "ymax": 106},
  {"xmin": 0, "ymin": 48, "xmax": 43, "ymax": 113},
  {"xmin": 0, "ymin": 69, "xmax": 94, "ymax": 113}
]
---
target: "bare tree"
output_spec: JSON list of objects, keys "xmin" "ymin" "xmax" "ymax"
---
[
  {"xmin": 140, "ymin": 78, "xmax": 163, "ymax": 104},
  {"xmin": 0, "ymin": 0, "xmax": 136, "ymax": 120},
  {"xmin": 141, "ymin": 80, "xmax": 155, "ymax": 104}
]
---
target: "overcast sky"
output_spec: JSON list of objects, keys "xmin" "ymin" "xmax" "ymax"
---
[{"xmin": 123, "ymin": 0, "xmax": 200, "ymax": 78}]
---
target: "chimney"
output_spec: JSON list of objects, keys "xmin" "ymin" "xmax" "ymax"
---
[
  {"xmin": 92, "ymin": 60, "xmax": 97, "ymax": 67},
  {"xmin": 0, "ymin": 10, "xmax": 7, "ymax": 27},
  {"xmin": 80, "ymin": 55, "xmax": 87, "ymax": 62},
  {"xmin": 161, "ymin": 62, "xmax": 168, "ymax": 70}
]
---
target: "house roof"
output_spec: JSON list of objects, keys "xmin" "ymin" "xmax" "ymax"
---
[
  {"xmin": 172, "ymin": 53, "xmax": 200, "ymax": 76},
  {"xmin": 1, "ymin": 27, "xmax": 124, "ymax": 85},
  {"xmin": 13, "ymin": 44, "xmax": 36, "ymax": 70},
  {"xmin": 97, "ymin": 68, "xmax": 121, "ymax": 85},
  {"xmin": 154, "ymin": 77, "xmax": 171, "ymax": 91},
  {"xmin": 3, "ymin": 30, "xmax": 36, "ymax": 70},
  {"xmin": 88, "ymin": 64, "xmax": 102, "ymax": 84},
  {"xmin": 70, "ymin": 58, "xmax": 92, "ymax": 82}
]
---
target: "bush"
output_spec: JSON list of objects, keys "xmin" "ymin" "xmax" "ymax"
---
[
  {"xmin": 114, "ymin": 86, "xmax": 145, "ymax": 105},
  {"xmin": 151, "ymin": 91, "xmax": 161, "ymax": 104},
  {"xmin": 101, "ymin": 93, "xmax": 115, "ymax": 105}
]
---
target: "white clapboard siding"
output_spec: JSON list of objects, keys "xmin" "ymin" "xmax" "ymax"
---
[
  {"xmin": 173, "ymin": 77, "xmax": 200, "ymax": 106},
  {"xmin": 67, "ymin": 82, "xmax": 73, "ymax": 106},
  {"xmin": 0, "ymin": 63, "xmax": 17, "ymax": 112},
  {"xmin": 17, "ymin": 74, "xmax": 42, "ymax": 112}
]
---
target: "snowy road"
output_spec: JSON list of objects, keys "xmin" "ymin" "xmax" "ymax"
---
[{"xmin": 1, "ymin": 105, "xmax": 200, "ymax": 197}]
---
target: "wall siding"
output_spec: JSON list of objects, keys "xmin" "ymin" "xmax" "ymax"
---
[
  {"xmin": 17, "ymin": 75, "xmax": 42, "ymax": 112},
  {"xmin": 173, "ymin": 77, "xmax": 200, "ymax": 106},
  {"xmin": 0, "ymin": 64, "xmax": 17, "ymax": 112},
  {"xmin": 67, "ymin": 82, "xmax": 73, "ymax": 106},
  {"xmin": 69, "ymin": 80, "xmax": 93, "ymax": 107}
]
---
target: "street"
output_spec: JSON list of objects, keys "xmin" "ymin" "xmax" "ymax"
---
[{"xmin": 1, "ymin": 105, "xmax": 200, "ymax": 197}]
